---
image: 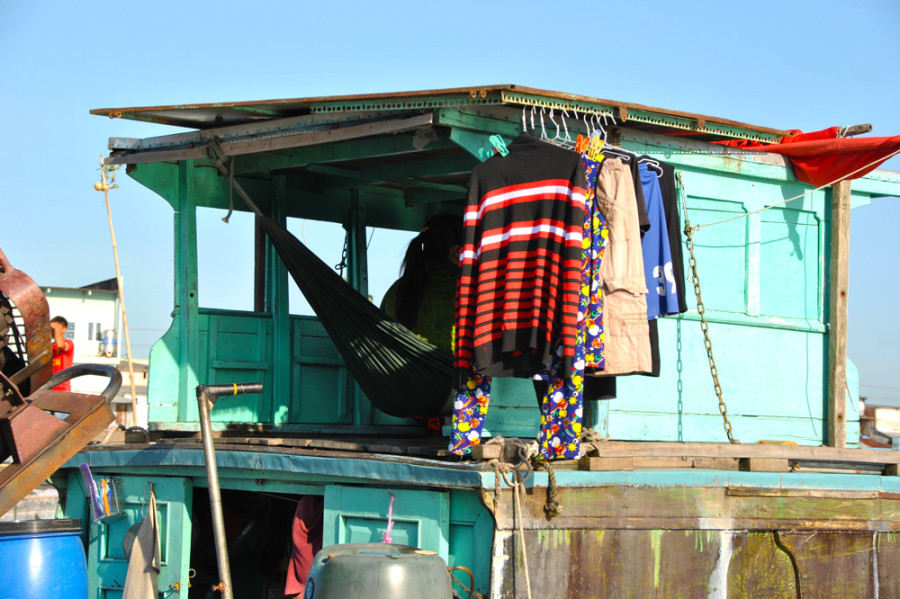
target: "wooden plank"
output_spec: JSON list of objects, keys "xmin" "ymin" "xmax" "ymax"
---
[
  {"xmin": 107, "ymin": 110, "xmax": 402, "ymax": 152},
  {"xmin": 581, "ymin": 441, "xmax": 900, "ymax": 464},
  {"xmin": 828, "ymin": 180, "xmax": 851, "ymax": 448},
  {"xmin": 579, "ymin": 456, "xmax": 634, "ymax": 471},
  {"xmin": 739, "ymin": 458, "xmax": 792, "ymax": 473},
  {"xmin": 725, "ymin": 488, "xmax": 879, "ymax": 500},
  {"xmin": 471, "ymin": 444, "xmax": 503, "ymax": 461},
  {"xmin": 489, "ymin": 484, "xmax": 900, "ymax": 532},
  {"xmin": 108, "ymin": 113, "xmax": 434, "ymax": 165}
]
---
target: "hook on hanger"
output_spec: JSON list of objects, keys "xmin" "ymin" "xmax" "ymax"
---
[{"xmin": 549, "ymin": 107, "xmax": 561, "ymax": 141}]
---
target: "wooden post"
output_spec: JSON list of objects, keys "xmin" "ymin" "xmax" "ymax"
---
[
  {"xmin": 253, "ymin": 216, "xmax": 266, "ymax": 312},
  {"xmin": 827, "ymin": 179, "xmax": 851, "ymax": 447}
]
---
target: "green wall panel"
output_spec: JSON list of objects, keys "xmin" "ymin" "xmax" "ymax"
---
[
  {"xmin": 324, "ymin": 486, "xmax": 450, "ymax": 560},
  {"xmin": 759, "ymin": 208, "xmax": 821, "ymax": 320},
  {"xmin": 64, "ymin": 474, "xmax": 193, "ymax": 599}
]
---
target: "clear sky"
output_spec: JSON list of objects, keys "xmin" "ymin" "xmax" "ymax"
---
[{"xmin": 2, "ymin": 0, "xmax": 899, "ymax": 405}]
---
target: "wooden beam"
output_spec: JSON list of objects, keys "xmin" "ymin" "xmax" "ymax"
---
[
  {"xmin": 827, "ymin": 179, "xmax": 851, "ymax": 447},
  {"xmin": 253, "ymin": 216, "xmax": 266, "ymax": 312},
  {"xmin": 233, "ymin": 135, "xmax": 456, "ymax": 176},
  {"xmin": 315, "ymin": 155, "xmax": 477, "ymax": 193},
  {"xmin": 307, "ymin": 164, "xmax": 466, "ymax": 194},
  {"xmin": 738, "ymin": 458, "xmax": 791, "ymax": 473},
  {"xmin": 579, "ymin": 456, "xmax": 634, "ymax": 471},
  {"xmin": 108, "ymin": 113, "xmax": 435, "ymax": 165},
  {"xmin": 581, "ymin": 441, "xmax": 900, "ymax": 465}
]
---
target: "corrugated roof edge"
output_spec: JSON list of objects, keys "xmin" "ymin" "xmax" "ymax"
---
[{"xmin": 90, "ymin": 84, "xmax": 791, "ymax": 139}]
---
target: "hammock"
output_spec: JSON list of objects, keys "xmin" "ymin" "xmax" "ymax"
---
[{"xmin": 256, "ymin": 214, "xmax": 455, "ymax": 418}]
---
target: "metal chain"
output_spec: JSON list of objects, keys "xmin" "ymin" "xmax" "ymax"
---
[
  {"xmin": 335, "ymin": 238, "xmax": 348, "ymax": 278},
  {"xmin": 677, "ymin": 173, "xmax": 738, "ymax": 444}
]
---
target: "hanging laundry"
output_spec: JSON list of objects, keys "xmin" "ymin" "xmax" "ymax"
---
[
  {"xmin": 637, "ymin": 162, "xmax": 678, "ymax": 319},
  {"xmin": 532, "ymin": 151, "xmax": 608, "ymax": 460},
  {"xmin": 122, "ymin": 490, "xmax": 161, "ymax": 599},
  {"xmin": 450, "ymin": 133, "xmax": 587, "ymax": 459},
  {"xmin": 655, "ymin": 160, "xmax": 689, "ymax": 314},
  {"xmin": 581, "ymin": 154, "xmax": 608, "ymax": 371},
  {"xmin": 454, "ymin": 133, "xmax": 587, "ymax": 380},
  {"xmin": 590, "ymin": 158, "xmax": 652, "ymax": 376}
]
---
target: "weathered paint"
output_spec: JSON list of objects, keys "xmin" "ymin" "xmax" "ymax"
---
[
  {"xmin": 650, "ymin": 529, "xmax": 663, "ymax": 588},
  {"xmin": 482, "ymin": 479, "xmax": 900, "ymax": 597},
  {"xmin": 707, "ymin": 530, "xmax": 732, "ymax": 598},
  {"xmin": 490, "ymin": 527, "xmax": 900, "ymax": 598},
  {"xmin": 82, "ymin": 87, "xmax": 900, "ymax": 599},
  {"xmin": 64, "ymin": 447, "xmax": 484, "ymax": 489}
]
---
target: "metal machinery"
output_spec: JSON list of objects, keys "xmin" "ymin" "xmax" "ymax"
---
[{"xmin": 0, "ymin": 247, "xmax": 121, "ymax": 516}]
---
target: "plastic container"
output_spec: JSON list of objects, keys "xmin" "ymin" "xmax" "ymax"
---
[
  {"xmin": 0, "ymin": 519, "xmax": 88, "ymax": 599},
  {"xmin": 305, "ymin": 543, "xmax": 453, "ymax": 599},
  {"xmin": 99, "ymin": 329, "xmax": 117, "ymax": 358}
]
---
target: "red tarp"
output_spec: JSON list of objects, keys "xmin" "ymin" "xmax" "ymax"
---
[{"xmin": 715, "ymin": 127, "xmax": 900, "ymax": 187}]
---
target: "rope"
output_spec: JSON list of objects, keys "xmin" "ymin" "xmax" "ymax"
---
[
  {"xmin": 535, "ymin": 459, "xmax": 562, "ymax": 518},
  {"xmin": 689, "ymin": 146, "xmax": 900, "ymax": 232},
  {"xmin": 511, "ymin": 468, "xmax": 533, "ymax": 599},
  {"xmin": 490, "ymin": 459, "xmax": 533, "ymax": 599},
  {"xmin": 222, "ymin": 157, "xmax": 235, "ymax": 224}
]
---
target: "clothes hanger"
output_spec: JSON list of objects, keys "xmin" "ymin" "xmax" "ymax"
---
[
  {"xmin": 573, "ymin": 108, "xmax": 591, "ymax": 154},
  {"xmin": 543, "ymin": 107, "xmax": 577, "ymax": 150},
  {"xmin": 638, "ymin": 155, "xmax": 664, "ymax": 177},
  {"xmin": 594, "ymin": 112, "xmax": 636, "ymax": 162}
]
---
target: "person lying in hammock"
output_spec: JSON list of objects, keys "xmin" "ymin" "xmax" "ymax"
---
[{"xmin": 381, "ymin": 213, "xmax": 463, "ymax": 353}]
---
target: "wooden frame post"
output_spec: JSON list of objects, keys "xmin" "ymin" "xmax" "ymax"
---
[{"xmin": 827, "ymin": 179, "xmax": 851, "ymax": 447}]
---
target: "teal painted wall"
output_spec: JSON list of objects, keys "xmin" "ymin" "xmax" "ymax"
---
[
  {"xmin": 148, "ymin": 310, "xmax": 415, "ymax": 429},
  {"xmin": 137, "ymin": 126, "xmax": 898, "ymax": 445},
  {"xmin": 63, "ymin": 457, "xmax": 492, "ymax": 599}
]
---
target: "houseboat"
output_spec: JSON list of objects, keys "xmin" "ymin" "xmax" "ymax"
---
[{"xmin": 5, "ymin": 85, "xmax": 900, "ymax": 598}]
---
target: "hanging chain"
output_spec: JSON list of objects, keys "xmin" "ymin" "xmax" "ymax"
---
[
  {"xmin": 677, "ymin": 173, "xmax": 737, "ymax": 444},
  {"xmin": 335, "ymin": 238, "xmax": 348, "ymax": 278}
]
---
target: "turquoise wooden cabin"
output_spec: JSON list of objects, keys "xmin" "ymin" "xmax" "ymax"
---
[{"xmin": 59, "ymin": 86, "xmax": 900, "ymax": 597}]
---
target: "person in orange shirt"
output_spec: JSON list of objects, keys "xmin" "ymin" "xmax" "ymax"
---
[{"xmin": 50, "ymin": 315, "xmax": 74, "ymax": 391}]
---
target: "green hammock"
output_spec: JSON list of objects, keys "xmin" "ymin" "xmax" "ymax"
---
[{"xmin": 256, "ymin": 214, "xmax": 455, "ymax": 418}]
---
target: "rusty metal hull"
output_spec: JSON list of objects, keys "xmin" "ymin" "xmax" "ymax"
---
[
  {"xmin": 488, "ymin": 483, "xmax": 900, "ymax": 598},
  {"xmin": 0, "ymin": 248, "xmax": 51, "ymax": 395},
  {"xmin": 0, "ymin": 383, "xmax": 114, "ymax": 516}
]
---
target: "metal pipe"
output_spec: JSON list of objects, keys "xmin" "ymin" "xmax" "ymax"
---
[
  {"xmin": 197, "ymin": 388, "xmax": 234, "ymax": 599},
  {"xmin": 196, "ymin": 382, "xmax": 263, "ymax": 599}
]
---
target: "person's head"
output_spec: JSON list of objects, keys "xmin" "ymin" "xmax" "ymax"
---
[
  {"xmin": 395, "ymin": 213, "xmax": 463, "ymax": 329},
  {"xmin": 50, "ymin": 316, "xmax": 68, "ymax": 336}
]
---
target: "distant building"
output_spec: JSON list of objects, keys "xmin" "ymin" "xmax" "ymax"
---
[{"xmin": 42, "ymin": 278, "xmax": 147, "ymax": 427}]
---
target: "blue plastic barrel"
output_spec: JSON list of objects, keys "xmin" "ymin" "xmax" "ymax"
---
[{"xmin": 0, "ymin": 519, "xmax": 88, "ymax": 598}]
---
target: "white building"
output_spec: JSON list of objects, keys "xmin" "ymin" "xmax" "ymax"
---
[{"xmin": 42, "ymin": 279, "xmax": 147, "ymax": 427}]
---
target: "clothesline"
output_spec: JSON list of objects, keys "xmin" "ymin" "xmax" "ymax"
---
[{"xmin": 687, "ymin": 146, "xmax": 900, "ymax": 232}]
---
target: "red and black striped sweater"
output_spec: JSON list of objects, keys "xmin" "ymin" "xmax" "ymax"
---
[{"xmin": 455, "ymin": 134, "xmax": 587, "ymax": 383}]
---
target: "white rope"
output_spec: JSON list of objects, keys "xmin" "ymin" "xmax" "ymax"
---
[
  {"xmin": 491, "ymin": 451, "xmax": 534, "ymax": 599},
  {"xmin": 511, "ymin": 471, "xmax": 533, "ymax": 599},
  {"xmin": 690, "ymin": 146, "xmax": 900, "ymax": 232}
]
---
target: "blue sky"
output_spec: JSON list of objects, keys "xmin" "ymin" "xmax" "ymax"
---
[{"xmin": 2, "ymin": 0, "xmax": 899, "ymax": 404}]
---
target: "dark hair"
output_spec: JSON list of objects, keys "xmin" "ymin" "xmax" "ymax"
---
[
  {"xmin": 50, "ymin": 316, "xmax": 68, "ymax": 327},
  {"xmin": 394, "ymin": 214, "xmax": 463, "ymax": 329}
]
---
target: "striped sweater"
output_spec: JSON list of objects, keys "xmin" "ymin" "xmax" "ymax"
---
[{"xmin": 455, "ymin": 134, "xmax": 587, "ymax": 381}]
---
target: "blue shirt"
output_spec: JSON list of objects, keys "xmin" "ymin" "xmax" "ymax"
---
[{"xmin": 639, "ymin": 163, "xmax": 679, "ymax": 319}]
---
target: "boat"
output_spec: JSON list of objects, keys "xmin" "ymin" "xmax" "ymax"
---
[{"xmin": 4, "ymin": 85, "xmax": 900, "ymax": 597}]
